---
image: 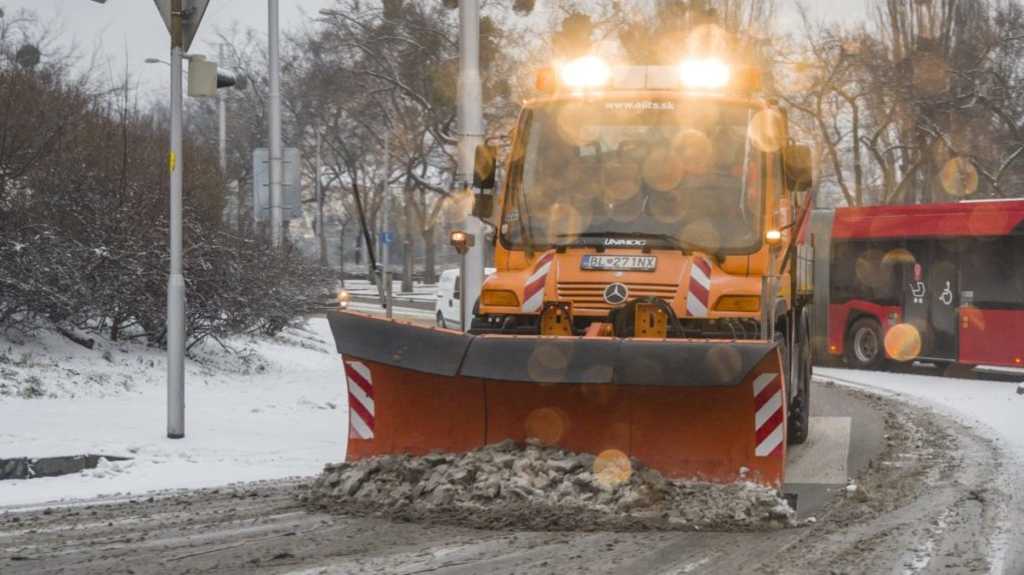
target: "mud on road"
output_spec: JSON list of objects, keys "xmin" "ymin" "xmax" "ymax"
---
[{"xmin": 0, "ymin": 384, "xmax": 1012, "ymax": 575}]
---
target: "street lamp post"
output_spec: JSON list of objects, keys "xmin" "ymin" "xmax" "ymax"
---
[
  {"xmin": 94, "ymin": 0, "xmax": 210, "ymax": 440},
  {"xmin": 166, "ymin": 0, "xmax": 186, "ymax": 439},
  {"xmin": 315, "ymin": 126, "xmax": 328, "ymax": 267},
  {"xmin": 457, "ymin": 0, "xmax": 485, "ymax": 334},
  {"xmin": 269, "ymin": 0, "xmax": 284, "ymax": 248},
  {"xmin": 218, "ymin": 44, "xmax": 227, "ymax": 174}
]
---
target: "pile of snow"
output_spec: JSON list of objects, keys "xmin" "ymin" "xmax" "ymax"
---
[{"xmin": 306, "ymin": 440, "xmax": 794, "ymax": 532}]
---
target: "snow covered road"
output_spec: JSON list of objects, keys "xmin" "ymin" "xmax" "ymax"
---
[
  {"xmin": 815, "ymin": 367, "xmax": 1024, "ymax": 574},
  {"xmin": 2, "ymin": 328, "xmax": 1020, "ymax": 573},
  {"xmin": 2, "ymin": 380, "xmax": 1011, "ymax": 574}
]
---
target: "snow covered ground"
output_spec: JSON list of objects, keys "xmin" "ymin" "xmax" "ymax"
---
[{"xmin": 0, "ymin": 319, "xmax": 348, "ymax": 508}]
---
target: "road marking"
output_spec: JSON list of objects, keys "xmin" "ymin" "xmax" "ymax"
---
[{"xmin": 786, "ymin": 416, "xmax": 852, "ymax": 484}]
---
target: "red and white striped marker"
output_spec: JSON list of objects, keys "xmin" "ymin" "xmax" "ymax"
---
[
  {"xmin": 752, "ymin": 372, "xmax": 784, "ymax": 457},
  {"xmin": 522, "ymin": 252, "xmax": 555, "ymax": 313},
  {"xmin": 345, "ymin": 361, "xmax": 375, "ymax": 440},
  {"xmin": 686, "ymin": 256, "xmax": 712, "ymax": 317}
]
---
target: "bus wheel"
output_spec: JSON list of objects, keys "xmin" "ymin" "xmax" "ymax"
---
[{"xmin": 846, "ymin": 317, "xmax": 885, "ymax": 370}]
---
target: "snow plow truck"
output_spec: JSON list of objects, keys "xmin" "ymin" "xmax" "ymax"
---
[{"xmin": 328, "ymin": 47, "xmax": 815, "ymax": 489}]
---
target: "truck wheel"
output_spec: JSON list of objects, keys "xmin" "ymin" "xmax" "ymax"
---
[
  {"xmin": 845, "ymin": 317, "xmax": 885, "ymax": 370},
  {"xmin": 788, "ymin": 311, "xmax": 812, "ymax": 445},
  {"xmin": 436, "ymin": 312, "xmax": 447, "ymax": 329}
]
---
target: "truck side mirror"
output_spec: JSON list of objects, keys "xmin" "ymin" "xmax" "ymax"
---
[
  {"xmin": 473, "ymin": 144, "xmax": 498, "ymax": 190},
  {"xmin": 472, "ymin": 192, "xmax": 494, "ymax": 219},
  {"xmin": 784, "ymin": 144, "xmax": 813, "ymax": 193}
]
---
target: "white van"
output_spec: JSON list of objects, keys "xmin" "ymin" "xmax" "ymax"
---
[{"xmin": 435, "ymin": 267, "xmax": 495, "ymax": 329}]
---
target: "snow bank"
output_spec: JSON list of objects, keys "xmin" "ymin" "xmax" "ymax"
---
[
  {"xmin": 306, "ymin": 440, "xmax": 794, "ymax": 532},
  {"xmin": 0, "ymin": 322, "xmax": 280, "ymax": 400},
  {"xmin": 0, "ymin": 319, "xmax": 347, "ymax": 508}
]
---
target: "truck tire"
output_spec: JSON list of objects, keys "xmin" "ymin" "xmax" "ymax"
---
[{"xmin": 845, "ymin": 317, "xmax": 885, "ymax": 370}]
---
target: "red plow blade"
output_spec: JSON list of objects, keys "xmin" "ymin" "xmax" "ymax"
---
[{"xmin": 330, "ymin": 311, "xmax": 787, "ymax": 487}]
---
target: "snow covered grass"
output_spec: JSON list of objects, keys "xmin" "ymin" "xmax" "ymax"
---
[
  {"xmin": 0, "ymin": 318, "xmax": 347, "ymax": 508},
  {"xmin": 0, "ymin": 323, "xmax": 278, "ymax": 400}
]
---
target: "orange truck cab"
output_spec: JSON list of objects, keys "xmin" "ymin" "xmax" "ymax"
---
[
  {"xmin": 468, "ymin": 60, "xmax": 817, "ymax": 445},
  {"xmin": 474, "ymin": 68, "xmax": 812, "ymax": 338}
]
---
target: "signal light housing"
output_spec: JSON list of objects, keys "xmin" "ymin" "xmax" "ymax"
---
[
  {"xmin": 482, "ymin": 290, "xmax": 520, "ymax": 307},
  {"xmin": 714, "ymin": 295, "xmax": 761, "ymax": 313}
]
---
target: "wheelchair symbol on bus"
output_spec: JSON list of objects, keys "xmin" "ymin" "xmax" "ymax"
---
[{"xmin": 939, "ymin": 281, "xmax": 954, "ymax": 306}]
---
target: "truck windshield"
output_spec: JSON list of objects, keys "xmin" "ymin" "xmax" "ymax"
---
[{"xmin": 501, "ymin": 98, "xmax": 766, "ymax": 254}]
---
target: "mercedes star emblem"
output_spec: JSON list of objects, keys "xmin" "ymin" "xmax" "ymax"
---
[{"xmin": 603, "ymin": 282, "xmax": 630, "ymax": 305}]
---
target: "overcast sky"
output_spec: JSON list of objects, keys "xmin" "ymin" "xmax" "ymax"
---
[{"xmin": 4, "ymin": 0, "xmax": 868, "ymax": 99}]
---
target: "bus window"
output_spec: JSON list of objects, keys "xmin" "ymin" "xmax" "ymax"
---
[{"xmin": 960, "ymin": 236, "xmax": 1024, "ymax": 308}]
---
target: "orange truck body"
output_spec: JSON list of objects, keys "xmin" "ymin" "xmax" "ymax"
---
[{"xmin": 328, "ymin": 73, "xmax": 813, "ymax": 490}]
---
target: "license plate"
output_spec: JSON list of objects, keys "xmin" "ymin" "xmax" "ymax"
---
[{"xmin": 581, "ymin": 255, "xmax": 657, "ymax": 272}]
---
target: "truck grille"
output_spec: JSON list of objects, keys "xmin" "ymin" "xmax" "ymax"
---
[{"xmin": 557, "ymin": 281, "xmax": 679, "ymax": 314}]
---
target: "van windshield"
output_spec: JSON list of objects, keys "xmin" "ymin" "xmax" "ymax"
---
[{"xmin": 501, "ymin": 98, "xmax": 767, "ymax": 253}]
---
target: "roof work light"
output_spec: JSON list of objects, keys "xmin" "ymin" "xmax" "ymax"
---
[
  {"xmin": 679, "ymin": 57, "xmax": 732, "ymax": 90},
  {"xmin": 557, "ymin": 56, "xmax": 611, "ymax": 89}
]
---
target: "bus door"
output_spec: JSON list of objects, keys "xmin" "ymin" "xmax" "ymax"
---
[{"xmin": 902, "ymin": 243, "xmax": 959, "ymax": 361}]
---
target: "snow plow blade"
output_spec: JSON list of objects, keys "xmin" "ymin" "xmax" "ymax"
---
[{"xmin": 328, "ymin": 311, "xmax": 787, "ymax": 487}]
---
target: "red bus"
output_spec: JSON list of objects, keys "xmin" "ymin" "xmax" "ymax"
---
[{"xmin": 810, "ymin": 199, "xmax": 1024, "ymax": 371}]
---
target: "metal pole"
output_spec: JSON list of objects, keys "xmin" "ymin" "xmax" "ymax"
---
[
  {"xmin": 218, "ymin": 44, "xmax": 227, "ymax": 174},
  {"xmin": 339, "ymin": 220, "xmax": 346, "ymax": 288},
  {"xmin": 316, "ymin": 127, "xmax": 327, "ymax": 266},
  {"xmin": 761, "ymin": 247, "xmax": 779, "ymax": 341},
  {"xmin": 382, "ymin": 131, "xmax": 393, "ymax": 320},
  {"xmin": 457, "ymin": 0, "xmax": 485, "ymax": 333},
  {"xmin": 459, "ymin": 253, "xmax": 467, "ymax": 330},
  {"xmin": 167, "ymin": 0, "xmax": 186, "ymax": 439},
  {"xmin": 269, "ymin": 0, "xmax": 284, "ymax": 248}
]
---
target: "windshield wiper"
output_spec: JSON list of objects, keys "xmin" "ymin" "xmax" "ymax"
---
[{"xmin": 557, "ymin": 232, "xmax": 694, "ymax": 253}]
